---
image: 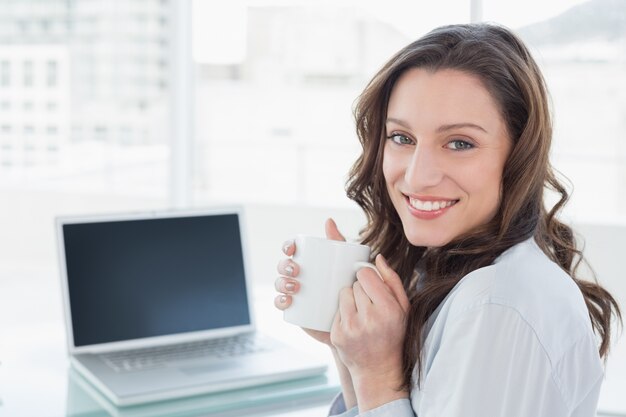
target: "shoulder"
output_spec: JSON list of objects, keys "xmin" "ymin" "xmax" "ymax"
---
[
  {"xmin": 444, "ymin": 238, "xmax": 595, "ymax": 362},
  {"xmin": 419, "ymin": 239, "xmax": 603, "ymax": 412}
]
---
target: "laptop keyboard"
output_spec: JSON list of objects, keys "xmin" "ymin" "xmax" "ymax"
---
[{"xmin": 100, "ymin": 333, "xmax": 273, "ymax": 372}]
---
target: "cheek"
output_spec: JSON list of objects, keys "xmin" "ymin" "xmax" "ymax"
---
[
  {"xmin": 380, "ymin": 145, "xmax": 399, "ymax": 203},
  {"xmin": 472, "ymin": 164, "xmax": 506, "ymax": 218},
  {"xmin": 382, "ymin": 143, "xmax": 405, "ymax": 185},
  {"xmin": 382, "ymin": 159, "xmax": 392, "ymax": 185},
  {"xmin": 381, "ymin": 148, "xmax": 394, "ymax": 184}
]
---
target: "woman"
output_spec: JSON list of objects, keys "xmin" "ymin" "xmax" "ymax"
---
[{"xmin": 274, "ymin": 23, "xmax": 621, "ymax": 416}]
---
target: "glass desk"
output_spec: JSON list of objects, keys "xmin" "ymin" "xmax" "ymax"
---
[
  {"xmin": 64, "ymin": 368, "xmax": 337, "ymax": 417},
  {"xmin": 0, "ymin": 265, "xmax": 340, "ymax": 417}
]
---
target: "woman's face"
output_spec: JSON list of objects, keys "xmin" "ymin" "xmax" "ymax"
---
[{"xmin": 383, "ymin": 68, "xmax": 512, "ymax": 247}]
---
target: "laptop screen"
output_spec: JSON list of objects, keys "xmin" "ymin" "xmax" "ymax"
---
[{"xmin": 61, "ymin": 212, "xmax": 251, "ymax": 347}]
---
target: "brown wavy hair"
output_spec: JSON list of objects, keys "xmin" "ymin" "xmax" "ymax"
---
[{"xmin": 346, "ymin": 23, "xmax": 621, "ymax": 391}]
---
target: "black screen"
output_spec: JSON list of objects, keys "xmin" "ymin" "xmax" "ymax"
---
[{"xmin": 63, "ymin": 213, "xmax": 251, "ymax": 347}]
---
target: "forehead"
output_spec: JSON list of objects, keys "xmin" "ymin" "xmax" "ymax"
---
[{"xmin": 387, "ymin": 68, "xmax": 505, "ymax": 133}]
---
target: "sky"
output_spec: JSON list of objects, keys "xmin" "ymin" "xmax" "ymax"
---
[{"xmin": 192, "ymin": 0, "xmax": 591, "ymax": 64}]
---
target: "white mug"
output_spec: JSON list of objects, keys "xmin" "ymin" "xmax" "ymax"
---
[{"xmin": 283, "ymin": 234, "xmax": 380, "ymax": 332}]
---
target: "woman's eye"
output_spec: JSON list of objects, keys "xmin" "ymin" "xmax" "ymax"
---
[
  {"xmin": 388, "ymin": 134, "xmax": 413, "ymax": 145},
  {"xmin": 446, "ymin": 139, "xmax": 474, "ymax": 150}
]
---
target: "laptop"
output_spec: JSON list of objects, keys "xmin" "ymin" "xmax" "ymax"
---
[{"xmin": 56, "ymin": 207, "xmax": 327, "ymax": 407}]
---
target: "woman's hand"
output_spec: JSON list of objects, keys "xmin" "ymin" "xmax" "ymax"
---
[
  {"xmin": 274, "ymin": 218, "xmax": 358, "ymax": 409},
  {"xmin": 330, "ymin": 254, "xmax": 411, "ymax": 411},
  {"xmin": 273, "ymin": 218, "xmax": 346, "ymax": 346}
]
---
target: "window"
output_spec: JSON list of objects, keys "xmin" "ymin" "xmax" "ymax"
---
[
  {"xmin": 0, "ymin": 60, "xmax": 9, "ymax": 86},
  {"xmin": 1, "ymin": 1, "xmax": 171, "ymax": 195},
  {"xmin": 23, "ymin": 60, "xmax": 34, "ymax": 86},
  {"xmin": 40, "ymin": 19, "xmax": 51, "ymax": 32},
  {"xmin": 482, "ymin": 0, "xmax": 626, "ymax": 222},
  {"xmin": 0, "ymin": 0, "xmax": 172, "ymax": 266},
  {"xmin": 46, "ymin": 60, "xmax": 57, "ymax": 86},
  {"xmin": 190, "ymin": 1, "xmax": 469, "ymax": 208},
  {"xmin": 23, "ymin": 125, "xmax": 35, "ymax": 136}
]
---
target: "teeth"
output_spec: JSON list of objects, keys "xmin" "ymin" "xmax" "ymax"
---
[{"xmin": 409, "ymin": 198, "xmax": 456, "ymax": 212}]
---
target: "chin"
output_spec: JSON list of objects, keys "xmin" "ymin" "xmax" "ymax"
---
[{"xmin": 404, "ymin": 227, "xmax": 454, "ymax": 248}]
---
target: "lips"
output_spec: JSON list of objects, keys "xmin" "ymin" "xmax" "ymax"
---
[{"xmin": 404, "ymin": 195, "xmax": 459, "ymax": 219}]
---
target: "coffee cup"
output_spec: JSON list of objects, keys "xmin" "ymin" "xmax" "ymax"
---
[{"xmin": 283, "ymin": 234, "xmax": 380, "ymax": 332}]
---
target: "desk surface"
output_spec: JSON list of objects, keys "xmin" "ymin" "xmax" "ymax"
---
[{"xmin": 1, "ymin": 265, "xmax": 625, "ymax": 417}]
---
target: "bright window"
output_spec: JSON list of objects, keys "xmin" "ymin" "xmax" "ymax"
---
[
  {"xmin": 482, "ymin": 0, "xmax": 626, "ymax": 223},
  {"xmin": 191, "ymin": 0, "xmax": 470, "ymax": 207}
]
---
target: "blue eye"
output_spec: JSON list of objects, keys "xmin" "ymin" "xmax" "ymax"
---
[
  {"xmin": 387, "ymin": 133, "xmax": 413, "ymax": 145},
  {"xmin": 447, "ymin": 139, "xmax": 474, "ymax": 150}
]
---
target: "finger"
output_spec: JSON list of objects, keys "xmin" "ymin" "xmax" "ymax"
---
[
  {"xmin": 282, "ymin": 239, "xmax": 296, "ymax": 256},
  {"xmin": 330, "ymin": 310, "xmax": 344, "ymax": 348},
  {"xmin": 274, "ymin": 277, "xmax": 300, "ymax": 294},
  {"xmin": 355, "ymin": 267, "xmax": 390, "ymax": 305},
  {"xmin": 376, "ymin": 254, "xmax": 410, "ymax": 312},
  {"xmin": 325, "ymin": 218, "xmax": 346, "ymax": 242},
  {"xmin": 352, "ymin": 280, "xmax": 372, "ymax": 312},
  {"xmin": 337, "ymin": 287, "xmax": 357, "ymax": 321},
  {"xmin": 276, "ymin": 258, "xmax": 300, "ymax": 277},
  {"xmin": 274, "ymin": 294, "xmax": 292, "ymax": 310}
]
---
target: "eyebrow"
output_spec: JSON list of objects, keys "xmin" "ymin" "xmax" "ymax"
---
[{"xmin": 386, "ymin": 117, "xmax": 488, "ymax": 134}]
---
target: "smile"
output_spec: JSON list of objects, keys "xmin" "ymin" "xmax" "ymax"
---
[
  {"xmin": 409, "ymin": 197, "xmax": 457, "ymax": 211},
  {"xmin": 405, "ymin": 196, "xmax": 459, "ymax": 219}
]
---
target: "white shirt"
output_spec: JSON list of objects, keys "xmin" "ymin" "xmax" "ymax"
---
[{"xmin": 329, "ymin": 238, "xmax": 603, "ymax": 417}]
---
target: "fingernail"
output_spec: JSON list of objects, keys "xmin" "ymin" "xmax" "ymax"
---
[
  {"xmin": 279, "ymin": 295, "xmax": 287, "ymax": 304},
  {"xmin": 285, "ymin": 264, "xmax": 294, "ymax": 276},
  {"xmin": 285, "ymin": 282, "xmax": 295, "ymax": 291},
  {"xmin": 283, "ymin": 240, "xmax": 294, "ymax": 254}
]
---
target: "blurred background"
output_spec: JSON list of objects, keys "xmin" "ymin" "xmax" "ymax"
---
[
  {"xmin": 0, "ymin": 0, "xmax": 625, "ymax": 269},
  {"xmin": 0, "ymin": 1, "xmax": 625, "ymax": 415}
]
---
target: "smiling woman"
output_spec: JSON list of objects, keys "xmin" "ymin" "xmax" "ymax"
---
[{"xmin": 274, "ymin": 22, "xmax": 621, "ymax": 417}]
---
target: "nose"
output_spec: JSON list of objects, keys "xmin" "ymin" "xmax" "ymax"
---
[{"xmin": 404, "ymin": 145, "xmax": 444, "ymax": 189}]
